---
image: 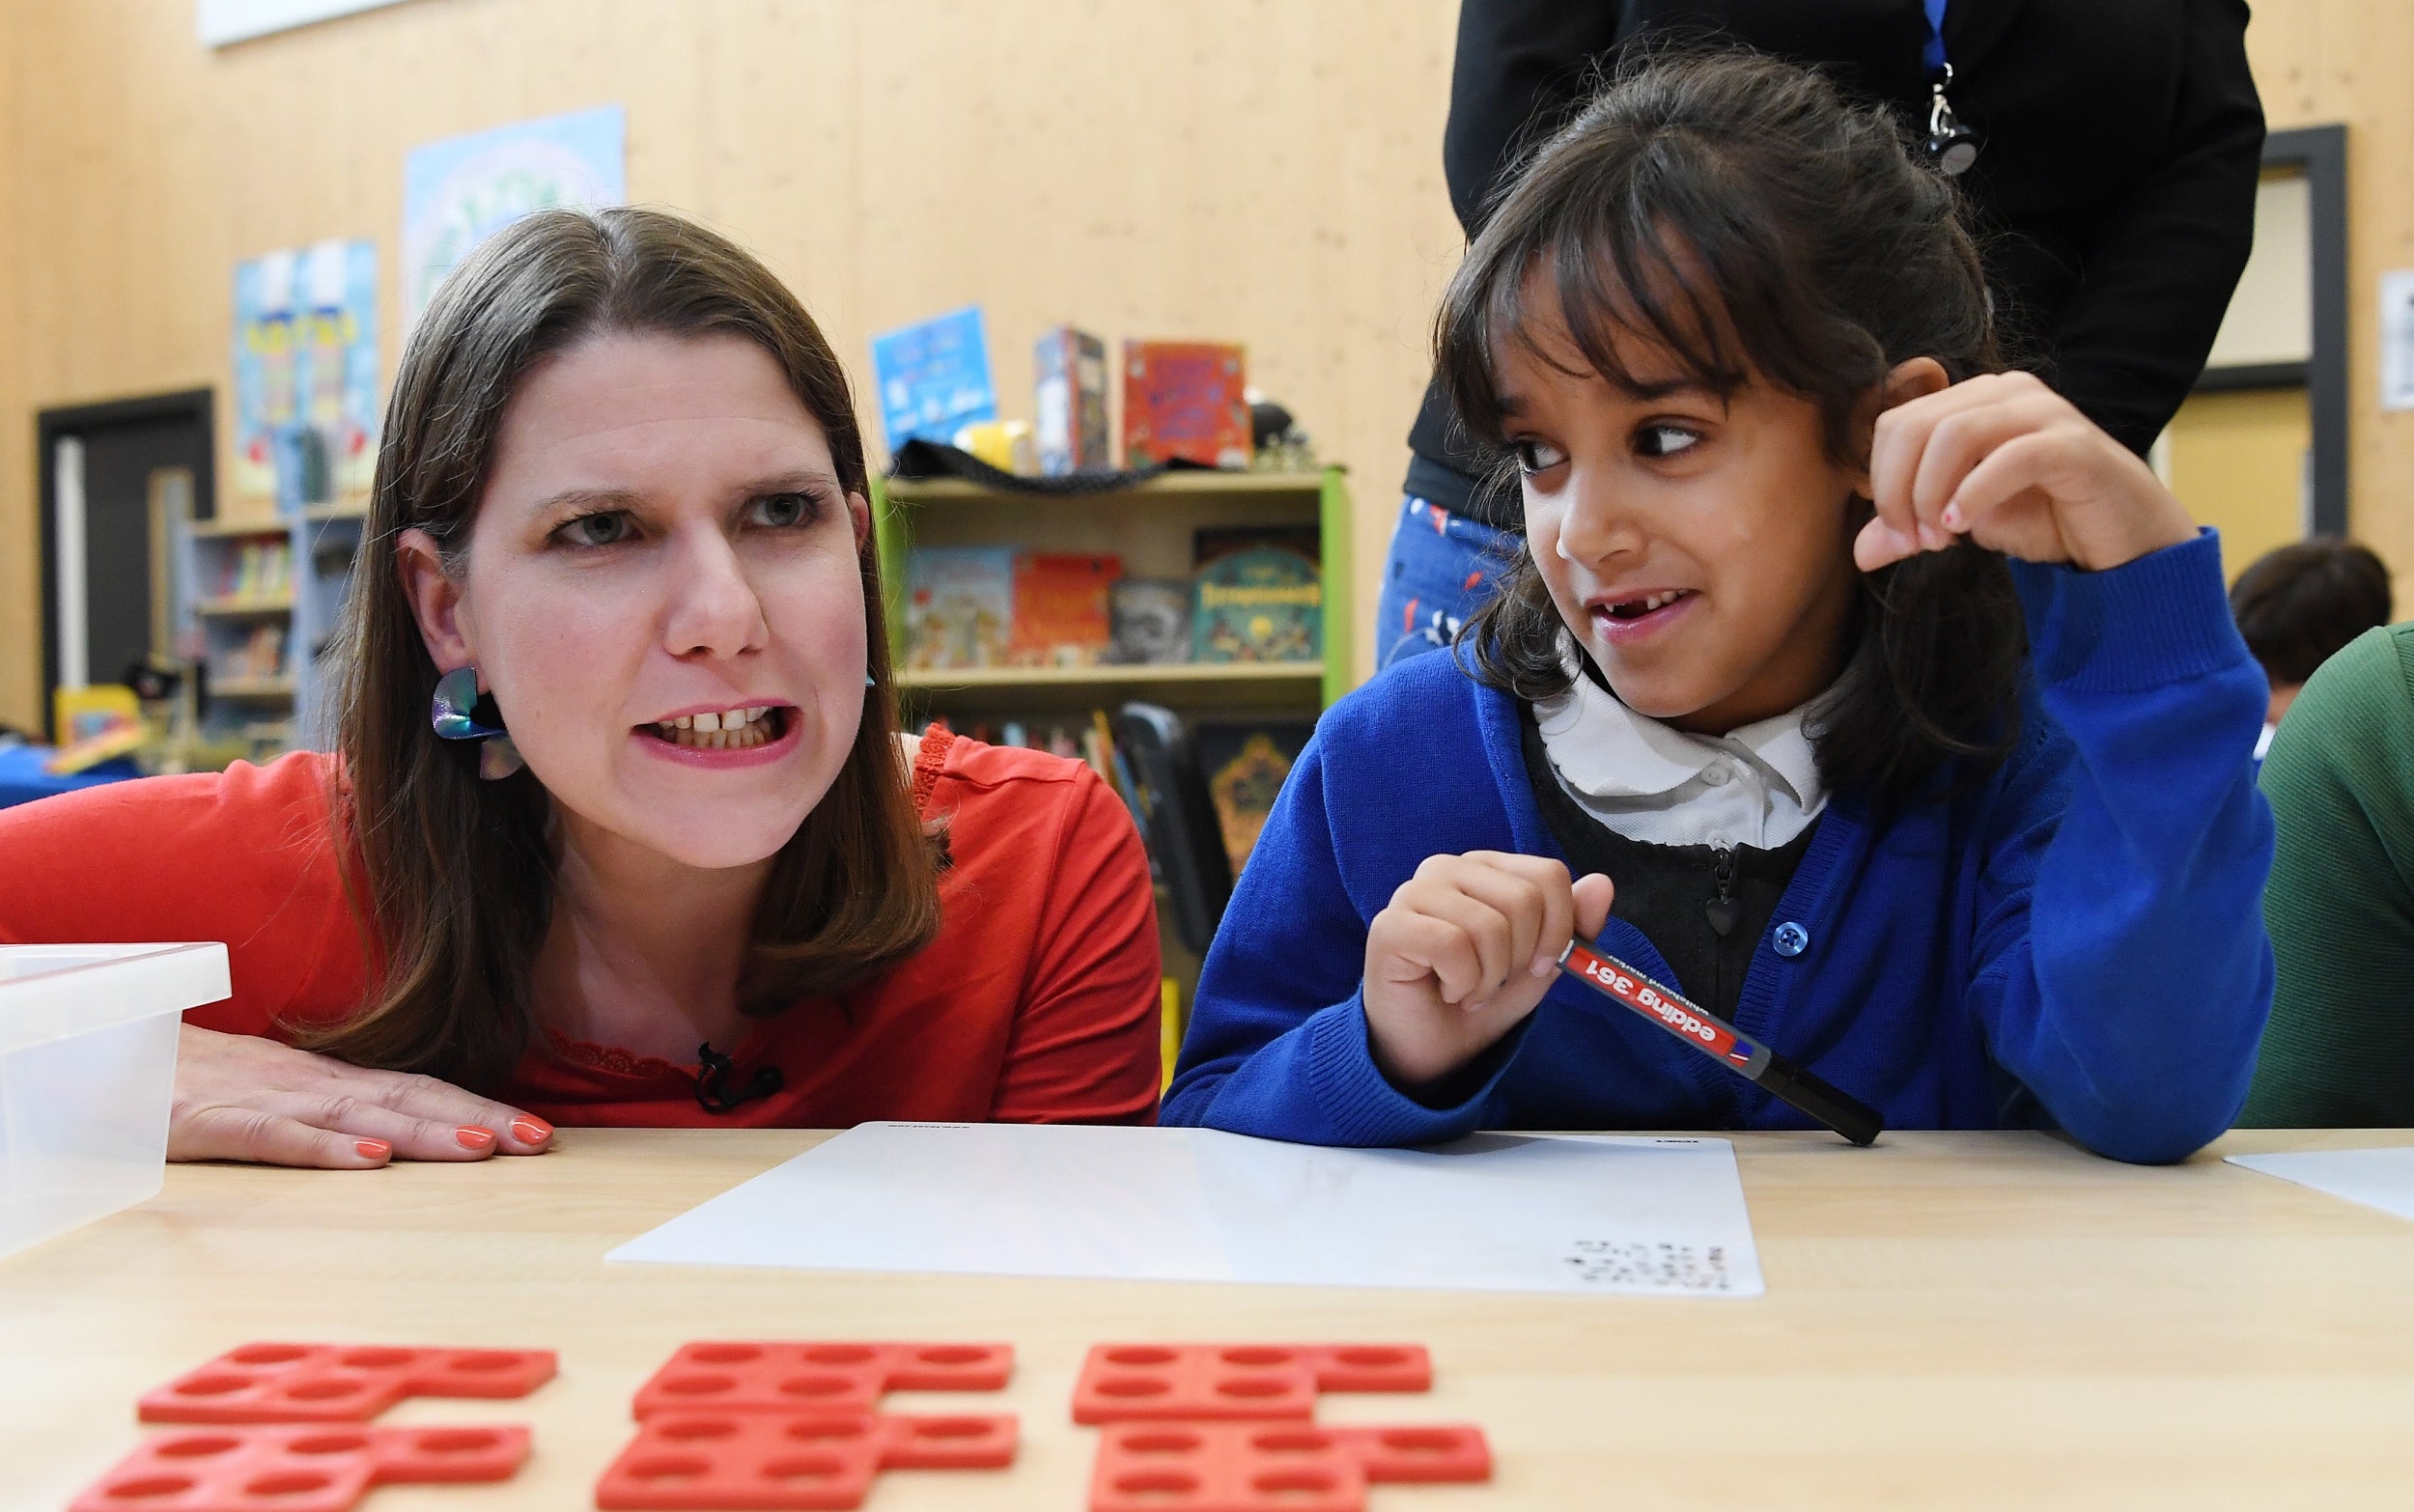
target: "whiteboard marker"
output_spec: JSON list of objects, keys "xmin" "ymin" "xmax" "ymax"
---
[{"xmin": 1557, "ymin": 937, "xmax": 1883, "ymax": 1146}]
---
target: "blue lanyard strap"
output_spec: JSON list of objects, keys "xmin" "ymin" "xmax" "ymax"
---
[{"xmin": 1923, "ymin": 0, "xmax": 1949, "ymax": 76}]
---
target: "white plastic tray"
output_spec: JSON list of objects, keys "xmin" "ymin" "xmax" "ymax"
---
[{"xmin": 0, "ymin": 942, "xmax": 231, "ymax": 1260}]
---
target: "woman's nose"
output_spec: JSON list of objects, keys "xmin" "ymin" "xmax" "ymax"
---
[{"xmin": 660, "ymin": 530, "xmax": 769, "ymax": 659}]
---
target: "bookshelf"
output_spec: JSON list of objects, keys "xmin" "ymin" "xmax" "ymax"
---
[
  {"xmin": 166, "ymin": 502, "xmax": 368, "ymax": 752},
  {"xmin": 870, "ymin": 465, "xmax": 1354, "ymax": 713}
]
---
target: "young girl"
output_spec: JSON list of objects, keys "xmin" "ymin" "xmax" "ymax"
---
[{"xmin": 1163, "ymin": 51, "xmax": 2274, "ymax": 1164}]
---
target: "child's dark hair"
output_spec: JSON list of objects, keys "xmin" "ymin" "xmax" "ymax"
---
[
  {"xmin": 1437, "ymin": 49, "xmax": 2027, "ymax": 808},
  {"xmin": 2230, "ymin": 538, "xmax": 2394, "ymax": 687}
]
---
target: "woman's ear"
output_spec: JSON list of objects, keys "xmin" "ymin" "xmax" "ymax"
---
[
  {"xmin": 1847, "ymin": 357, "xmax": 1953, "ymax": 495},
  {"xmin": 847, "ymin": 490, "xmax": 872, "ymax": 546},
  {"xmin": 395, "ymin": 527, "xmax": 476, "ymax": 672}
]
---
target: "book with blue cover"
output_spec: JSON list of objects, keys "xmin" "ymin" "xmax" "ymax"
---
[
  {"xmin": 871, "ymin": 306, "xmax": 997, "ymax": 453},
  {"xmin": 905, "ymin": 546, "xmax": 1014, "ymax": 670}
]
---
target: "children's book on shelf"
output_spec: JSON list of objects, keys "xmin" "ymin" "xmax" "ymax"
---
[
  {"xmin": 1194, "ymin": 719, "xmax": 1316, "ymax": 874},
  {"xmin": 211, "ymin": 623, "xmax": 290, "ymax": 686},
  {"xmin": 905, "ymin": 546, "xmax": 1015, "ymax": 670},
  {"xmin": 1122, "ymin": 341, "xmax": 1249, "ymax": 468},
  {"xmin": 870, "ymin": 305, "xmax": 997, "ymax": 454},
  {"xmin": 1010, "ymin": 553, "xmax": 1122, "ymax": 667},
  {"xmin": 220, "ymin": 539, "xmax": 295, "ymax": 602},
  {"xmin": 1191, "ymin": 525, "xmax": 1321, "ymax": 663},
  {"xmin": 1106, "ymin": 578, "xmax": 1193, "ymax": 664},
  {"xmin": 1033, "ymin": 326, "xmax": 1111, "ymax": 475}
]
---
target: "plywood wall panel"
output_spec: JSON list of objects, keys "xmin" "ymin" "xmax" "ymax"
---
[
  {"xmin": 0, "ymin": 0, "xmax": 1459, "ymax": 728},
  {"xmin": 17, "ymin": 1, "xmax": 2403, "ymax": 734}
]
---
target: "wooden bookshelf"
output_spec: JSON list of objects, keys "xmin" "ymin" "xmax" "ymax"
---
[
  {"xmin": 870, "ymin": 464, "xmax": 1353, "ymax": 711},
  {"xmin": 195, "ymin": 595, "xmax": 295, "ymax": 618},
  {"xmin": 896, "ymin": 661, "xmax": 1322, "ymax": 691},
  {"xmin": 211, "ymin": 676, "xmax": 297, "ymax": 698},
  {"xmin": 186, "ymin": 515, "xmax": 291, "ymax": 540}
]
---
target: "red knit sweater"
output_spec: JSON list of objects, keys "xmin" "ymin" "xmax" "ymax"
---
[{"xmin": 0, "ymin": 730, "xmax": 1162, "ymax": 1126}]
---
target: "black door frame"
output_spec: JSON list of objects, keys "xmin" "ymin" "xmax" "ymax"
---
[
  {"xmin": 35, "ymin": 388, "xmax": 215, "ymax": 740},
  {"xmin": 2192, "ymin": 125, "xmax": 2348, "ymax": 538}
]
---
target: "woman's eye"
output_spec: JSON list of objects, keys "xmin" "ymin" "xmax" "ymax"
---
[
  {"xmin": 748, "ymin": 491, "xmax": 817, "ymax": 528},
  {"xmin": 1637, "ymin": 425, "xmax": 1702, "ymax": 460},
  {"xmin": 1511, "ymin": 439, "xmax": 1568, "ymax": 474},
  {"xmin": 559, "ymin": 511, "xmax": 634, "ymax": 546}
]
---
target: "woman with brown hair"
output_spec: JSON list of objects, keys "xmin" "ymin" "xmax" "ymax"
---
[{"xmin": 0, "ymin": 207, "xmax": 1163, "ymax": 1165}]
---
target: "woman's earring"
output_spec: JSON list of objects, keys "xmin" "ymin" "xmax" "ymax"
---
[
  {"xmin": 865, "ymin": 672, "xmax": 877, "ymax": 688},
  {"xmin": 431, "ymin": 664, "xmax": 524, "ymax": 780}
]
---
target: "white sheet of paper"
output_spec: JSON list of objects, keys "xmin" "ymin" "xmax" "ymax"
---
[
  {"xmin": 2228, "ymin": 1145, "xmax": 2414, "ymax": 1224},
  {"xmin": 608, "ymin": 1122, "xmax": 1763, "ymax": 1298}
]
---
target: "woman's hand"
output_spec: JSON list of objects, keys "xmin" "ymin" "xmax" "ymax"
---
[
  {"xmin": 169, "ymin": 1023, "xmax": 554, "ymax": 1168},
  {"xmin": 1858, "ymin": 370, "xmax": 2198, "ymax": 574},
  {"xmin": 1362, "ymin": 853, "xmax": 1614, "ymax": 1094}
]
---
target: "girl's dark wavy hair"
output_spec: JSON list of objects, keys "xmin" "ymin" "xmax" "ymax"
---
[{"xmin": 1438, "ymin": 48, "xmax": 2027, "ymax": 809}]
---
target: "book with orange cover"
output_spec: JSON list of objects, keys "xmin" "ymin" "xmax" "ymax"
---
[
  {"xmin": 1010, "ymin": 552, "xmax": 1123, "ymax": 666},
  {"xmin": 1122, "ymin": 341, "xmax": 1249, "ymax": 468}
]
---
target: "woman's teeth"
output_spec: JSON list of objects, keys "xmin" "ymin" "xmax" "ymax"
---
[{"xmin": 651, "ymin": 707, "xmax": 778, "ymax": 749}]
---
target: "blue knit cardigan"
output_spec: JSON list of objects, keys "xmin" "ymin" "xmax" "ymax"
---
[{"xmin": 1163, "ymin": 532, "xmax": 2275, "ymax": 1164}]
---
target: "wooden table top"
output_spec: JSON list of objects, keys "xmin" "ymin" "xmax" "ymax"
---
[{"xmin": 6, "ymin": 1127, "xmax": 2413, "ymax": 1511}]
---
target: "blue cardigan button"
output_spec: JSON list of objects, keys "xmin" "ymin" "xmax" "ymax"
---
[{"xmin": 1773, "ymin": 921, "xmax": 1810, "ymax": 957}]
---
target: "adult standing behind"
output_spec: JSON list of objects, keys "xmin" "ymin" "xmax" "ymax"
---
[
  {"xmin": 1376, "ymin": 0, "xmax": 2265, "ymax": 668},
  {"xmin": 0, "ymin": 207, "xmax": 1163, "ymax": 1165}
]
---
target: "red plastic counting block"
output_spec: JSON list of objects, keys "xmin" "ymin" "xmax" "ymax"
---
[
  {"xmin": 1072, "ymin": 1344, "xmax": 1432, "ymax": 1424},
  {"xmin": 139, "ymin": 1342, "xmax": 556, "ymax": 1423},
  {"xmin": 595, "ymin": 1410, "xmax": 1018, "ymax": 1510},
  {"xmin": 70, "ymin": 1422, "xmax": 530, "ymax": 1512},
  {"xmin": 1088, "ymin": 1421, "xmax": 1491, "ymax": 1512},
  {"xmin": 631, "ymin": 1340, "xmax": 1011, "ymax": 1419}
]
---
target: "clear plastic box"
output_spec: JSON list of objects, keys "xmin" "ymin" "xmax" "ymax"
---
[{"xmin": 0, "ymin": 942, "xmax": 230, "ymax": 1260}]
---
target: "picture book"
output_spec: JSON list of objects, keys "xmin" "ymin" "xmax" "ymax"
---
[
  {"xmin": 905, "ymin": 546, "xmax": 1015, "ymax": 670},
  {"xmin": 1122, "ymin": 340, "xmax": 1249, "ymax": 468},
  {"xmin": 872, "ymin": 306, "xmax": 997, "ymax": 454},
  {"xmin": 1010, "ymin": 552, "xmax": 1122, "ymax": 667},
  {"xmin": 1034, "ymin": 326, "xmax": 1111, "ymax": 475},
  {"xmin": 1194, "ymin": 719, "xmax": 1315, "ymax": 875},
  {"xmin": 1106, "ymin": 578, "xmax": 1193, "ymax": 664},
  {"xmin": 1192, "ymin": 530, "xmax": 1320, "ymax": 664}
]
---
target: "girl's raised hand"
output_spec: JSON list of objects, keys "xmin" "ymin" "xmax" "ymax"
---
[
  {"xmin": 1362, "ymin": 853, "xmax": 1614, "ymax": 1094},
  {"xmin": 1857, "ymin": 370, "xmax": 2198, "ymax": 574}
]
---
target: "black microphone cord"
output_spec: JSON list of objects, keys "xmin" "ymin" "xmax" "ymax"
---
[{"xmin": 693, "ymin": 1041, "xmax": 784, "ymax": 1114}]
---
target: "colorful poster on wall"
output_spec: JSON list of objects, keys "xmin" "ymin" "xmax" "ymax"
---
[
  {"xmin": 402, "ymin": 104, "xmax": 626, "ymax": 322},
  {"xmin": 231, "ymin": 239, "xmax": 379, "ymax": 515}
]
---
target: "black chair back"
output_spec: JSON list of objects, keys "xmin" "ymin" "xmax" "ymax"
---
[{"xmin": 1112, "ymin": 702, "xmax": 1234, "ymax": 959}]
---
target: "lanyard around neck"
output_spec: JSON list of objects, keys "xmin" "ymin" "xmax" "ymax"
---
[{"xmin": 1923, "ymin": 0, "xmax": 1950, "ymax": 77}]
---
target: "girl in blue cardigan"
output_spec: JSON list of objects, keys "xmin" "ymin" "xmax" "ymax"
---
[{"xmin": 1164, "ymin": 50, "xmax": 2274, "ymax": 1163}]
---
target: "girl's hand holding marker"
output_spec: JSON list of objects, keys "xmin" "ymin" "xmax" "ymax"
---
[{"xmin": 1362, "ymin": 854, "xmax": 1613, "ymax": 1093}]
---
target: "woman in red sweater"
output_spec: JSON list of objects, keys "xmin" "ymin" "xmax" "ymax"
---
[{"xmin": 0, "ymin": 208, "xmax": 1162, "ymax": 1164}]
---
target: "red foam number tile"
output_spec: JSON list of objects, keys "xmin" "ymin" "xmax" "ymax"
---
[
  {"xmin": 1089, "ymin": 1422, "xmax": 1491, "ymax": 1512},
  {"xmin": 631, "ymin": 1341, "xmax": 1011, "ymax": 1419},
  {"xmin": 70, "ymin": 1423, "xmax": 531, "ymax": 1512},
  {"xmin": 139, "ymin": 1342, "xmax": 556, "ymax": 1424},
  {"xmin": 1072, "ymin": 1344, "xmax": 1432, "ymax": 1424},
  {"xmin": 595, "ymin": 1411, "xmax": 1018, "ymax": 1510}
]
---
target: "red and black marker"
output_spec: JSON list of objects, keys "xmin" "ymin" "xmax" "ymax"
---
[{"xmin": 1557, "ymin": 937, "xmax": 1883, "ymax": 1147}]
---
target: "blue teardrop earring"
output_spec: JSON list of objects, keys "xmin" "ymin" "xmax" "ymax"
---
[{"xmin": 431, "ymin": 664, "xmax": 524, "ymax": 780}]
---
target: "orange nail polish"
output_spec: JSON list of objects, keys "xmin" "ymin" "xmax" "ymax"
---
[
  {"xmin": 455, "ymin": 1125, "xmax": 495, "ymax": 1150},
  {"xmin": 510, "ymin": 1117, "xmax": 552, "ymax": 1145},
  {"xmin": 355, "ymin": 1138, "xmax": 391, "ymax": 1160}
]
